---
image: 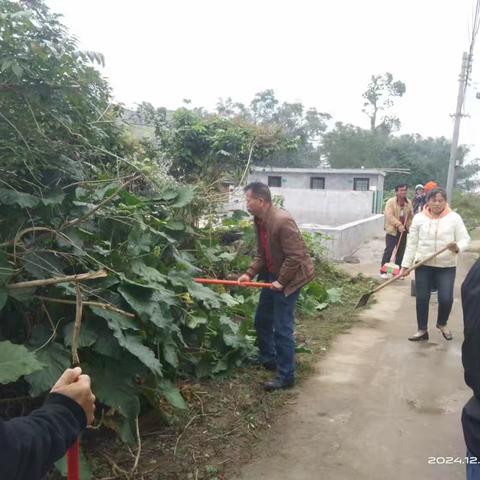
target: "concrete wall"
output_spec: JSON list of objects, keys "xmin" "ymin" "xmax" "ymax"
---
[
  {"xmin": 248, "ymin": 171, "xmax": 384, "ymax": 192},
  {"xmin": 226, "ymin": 187, "xmax": 376, "ymax": 225},
  {"xmin": 270, "ymin": 187, "xmax": 375, "ymax": 225},
  {"xmin": 224, "ymin": 188, "xmax": 385, "ymax": 261},
  {"xmin": 302, "ymin": 214, "xmax": 385, "ymax": 260}
]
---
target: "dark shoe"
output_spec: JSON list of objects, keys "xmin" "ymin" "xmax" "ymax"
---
[
  {"xmin": 436, "ymin": 325, "xmax": 453, "ymax": 341},
  {"xmin": 408, "ymin": 331, "xmax": 429, "ymax": 341},
  {"xmin": 247, "ymin": 357, "xmax": 277, "ymax": 371},
  {"xmin": 263, "ymin": 378, "xmax": 294, "ymax": 392}
]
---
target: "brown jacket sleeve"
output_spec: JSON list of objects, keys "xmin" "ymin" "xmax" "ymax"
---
[
  {"xmin": 277, "ymin": 218, "xmax": 305, "ymax": 286},
  {"xmin": 245, "ymin": 227, "xmax": 265, "ymax": 279},
  {"xmin": 385, "ymin": 198, "xmax": 402, "ymax": 229}
]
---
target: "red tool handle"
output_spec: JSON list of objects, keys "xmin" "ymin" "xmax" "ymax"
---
[
  {"xmin": 67, "ymin": 439, "xmax": 80, "ymax": 480},
  {"xmin": 194, "ymin": 278, "xmax": 272, "ymax": 288}
]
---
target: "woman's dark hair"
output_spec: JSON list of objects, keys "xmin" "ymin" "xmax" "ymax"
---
[
  {"xmin": 244, "ymin": 182, "xmax": 272, "ymax": 203},
  {"xmin": 426, "ymin": 187, "xmax": 447, "ymax": 202},
  {"xmin": 395, "ymin": 183, "xmax": 408, "ymax": 191}
]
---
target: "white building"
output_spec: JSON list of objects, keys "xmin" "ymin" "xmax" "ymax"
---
[
  {"xmin": 224, "ymin": 166, "xmax": 386, "ymax": 260},
  {"xmin": 248, "ymin": 167, "xmax": 385, "ymax": 226}
]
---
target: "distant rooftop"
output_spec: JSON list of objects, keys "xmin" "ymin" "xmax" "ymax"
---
[{"xmin": 252, "ymin": 166, "xmax": 387, "ymax": 176}]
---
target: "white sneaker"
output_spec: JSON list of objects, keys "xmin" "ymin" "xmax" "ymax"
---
[{"xmin": 380, "ymin": 273, "xmax": 388, "ymax": 279}]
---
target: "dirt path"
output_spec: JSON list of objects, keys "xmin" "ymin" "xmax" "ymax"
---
[{"xmin": 234, "ymin": 237, "xmax": 480, "ymax": 480}]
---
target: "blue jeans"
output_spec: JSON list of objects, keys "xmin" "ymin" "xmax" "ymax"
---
[
  {"xmin": 414, "ymin": 266, "xmax": 456, "ymax": 331},
  {"xmin": 254, "ymin": 274, "xmax": 301, "ymax": 382},
  {"xmin": 467, "ymin": 450, "xmax": 480, "ymax": 480}
]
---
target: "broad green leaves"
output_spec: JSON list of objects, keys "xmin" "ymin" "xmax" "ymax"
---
[
  {"xmin": 0, "ymin": 341, "xmax": 44, "ymax": 384},
  {"xmin": 25, "ymin": 343, "xmax": 71, "ymax": 396},
  {"xmin": 0, "ymin": 188, "xmax": 39, "ymax": 208}
]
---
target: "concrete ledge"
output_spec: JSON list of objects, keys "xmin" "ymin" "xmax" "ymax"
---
[{"xmin": 301, "ymin": 214, "xmax": 385, "ymax": 260}]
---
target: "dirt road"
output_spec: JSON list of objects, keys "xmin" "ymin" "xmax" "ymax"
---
[{"xmin": 234, "ymin": 237, "xmax": 480, "ymax": 480}]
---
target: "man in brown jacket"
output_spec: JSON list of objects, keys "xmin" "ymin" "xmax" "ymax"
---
[
  {"xmin": 238, "ymin": 182, "xmax": 315, "ymax": 391},
  {"xmin": 380, "ymin": 183, "xmax": 413, "ymax": 278}
]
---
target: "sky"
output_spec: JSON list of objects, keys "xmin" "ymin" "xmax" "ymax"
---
[{"xmin": 47, "ymin": 0, "xmax": 480, "ymax": 159}]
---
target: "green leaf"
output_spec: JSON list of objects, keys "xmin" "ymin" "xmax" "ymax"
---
[
  {"xmin": 90, "ymin": 320, "xmax": 123, "ymax": 359},
  {"xmin": 327, "ymin": 287, "xmax": 343, "ymax": 304},
  {"xmin": 89, "ymin": 305, "xmax": 138, "ymax": 330},
  {"xmin": 91, "ymin": 307, "xmax": 163, "ymax": 376},
  {"xmin": 168, "ymin": 271, "xmax": 222, "ymax": 309},
  {"xmin": 130, "ymin": 260, "xmax": 167, "ymax": 284},
  {"xmin": 305, "ymin": 282, "xmax": 328, "ymax": 302},
  {"xmin": 0, "ymin": 252, "xmax": 14, "ymax": 286},
  {"xmin": 11, "ymin": 63, "xmax": 23, "ymax": 78},
  {"xmin": 118, "ymin": 285, "xmax": 175, "ymax": 327},
  {"xmin": 0, "ymin": 341, "xmax": 44, "ymax": 384},
  {"xmin": 25, "ymin": 343, "xmax": 70, "ymax": 396},
  {"xmin": 173, "ymin": 250, "xmax": 201, "ymax": 273},
  {"xmin": 89, "ymin": 358, "xmax": 141, "ymax": 443},
  {"xmin": 41, "ymin": 190, "xmax": 66, "ymax": 206},
  {"xmin": 0, "ymin": 188, "xmax": 39, "ymax": 207},
  {"xmin": 165, "ymin": 220, "xmax": 185, "ymax": 231},
  {"xmin": 8, "ymin": 287, "xmax": 36, "ymax": 303},
  {"xmin": 162, "ymin": 342, "xmax": 178, "ymax": 368},
  {"xmin": 295, "ymin": 345, "xmax": 313, "ymax": 354},
  {"xmin": 157, "ymin": 380, "xmax": 187, "ymax": 409},
  {"xmin": 219, "ymin": 293, "xmax": 240, "ymax": 307},
  {"xmin": 186, "ymin": 315, "xmax": 207, "ymax": 329},
  {"xmin": 63, "ymin": 322, "xmax": 98, "ymax": 348},
  {"xmin": 23, "ymin": 251, "xmax": 65, "ymax": 279},
  {"xmin": 167, "ymin": 186, "xmax": 196, "ymax": 208}
]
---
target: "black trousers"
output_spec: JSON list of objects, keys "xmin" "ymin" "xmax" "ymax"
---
[
  {"xmin": 415, "ymin": 266, "xmax": 456, "ymax": 330},
  {"xmin": 381, "ymin": 232, "xmax": 407, "ymax": 271}
]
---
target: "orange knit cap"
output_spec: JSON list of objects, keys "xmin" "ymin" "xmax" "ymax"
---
[{"xmin": 423, "ymin": 181, "xmax": 438, "ymax": 193}]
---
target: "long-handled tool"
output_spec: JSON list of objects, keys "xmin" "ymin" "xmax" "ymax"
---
[
  {"xmin": 67, "ymin": 439, "xmax": 80, "ymax": 480},
  {"xmin": 381, "ymin": 218, "xmax": 408, "ymax": 277},
  {"xmin": 355, "ymin": 245, "xmax": 450, "ymax": 309},
  {"xmin": 194, "ymin": 278, "xmax": 272, "ymax": 288}
]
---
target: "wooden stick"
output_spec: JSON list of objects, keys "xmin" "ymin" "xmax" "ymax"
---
[
  {"xmin": 34, "ymin": 295, "xmax": 135, "ymax": 318},
  {"xmin": 71, "ymin": 284, "xmax": 83, "ymax": 367},
  {"xmin": 7, "ymin": 270, "xmax": 107, "ymax": 290},
  {"xmin": 370, "ymin": 245, "xmax": 451, "ymax": 295}
]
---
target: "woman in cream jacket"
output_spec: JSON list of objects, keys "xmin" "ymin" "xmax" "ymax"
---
[{"xmin": 400, "ymin": 187, "xmax": 470, "ymax": 341}]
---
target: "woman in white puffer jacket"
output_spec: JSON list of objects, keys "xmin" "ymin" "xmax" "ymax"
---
[{"xmin": 400, "ymin": 187, "xmax": 470, "ymax": 342}]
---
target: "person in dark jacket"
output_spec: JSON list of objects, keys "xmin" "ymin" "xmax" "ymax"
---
[
  {"xmin": 461, "ymin": 259, "xmax": 480, "ymax": 479},
  {"xmin": 238, "ymin": 182, "xmax": 315, "ymax": 391},
  {"xmin": 412, "ymin": 184, "xmax": 426, "ymax": 215},
  {"xmin": 0, "ymin": 367, "xmax": 95, "ymax": 480}
]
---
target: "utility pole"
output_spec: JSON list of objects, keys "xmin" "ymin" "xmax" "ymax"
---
[{"xmin": 446, "ymin": 52, "xmax": 471, "ymax": 200}]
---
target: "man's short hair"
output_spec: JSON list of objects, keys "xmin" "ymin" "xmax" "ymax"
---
[
  {"xmin": 426, "ymin": 187, "xmax": 447, "ymax": 202},
  {"xmin": 244, "ymin": 182, "xmax": 272, "ymax": 203},
  {"xmin": 395, "ymin": 183, "xmax": 408, "ymax": 191}
]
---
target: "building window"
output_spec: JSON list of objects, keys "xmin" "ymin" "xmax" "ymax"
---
[
  {"xmin": 310, "ymin": 177, "xmax": 325, "ymax": 190},
  {"xmin": 353, "ymin": 178, "xmax": 370, "ymax": 191},
  {"xmin": 268, "ymin": 176, "xmax": 282, "ymax": 188}
]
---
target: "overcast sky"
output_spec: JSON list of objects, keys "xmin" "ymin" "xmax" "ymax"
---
[{"xmin": 47, "ymin": 0, "xmax": 479, "ymax": 158}]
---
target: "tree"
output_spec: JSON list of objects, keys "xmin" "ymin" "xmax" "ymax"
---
[
  {"xmin": 321, "ymin": 122, "xmax": 390, "ymax": 169},
  {"xmin": 0, "ymin": 0, "xmax": 130, "ymax": 194},
  {"xmin": 250, "ymin": 89, "xmax": 279, "ymax": 124},
  {"xmin": 322, "ymin": 123, "xmax": 479, "ymax": 191},
  {"xmin": 362, "ymin": 72, "xmax": 406, "ymax": 132}
]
